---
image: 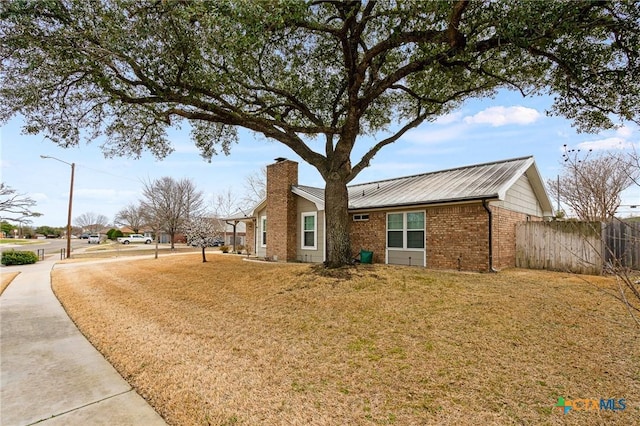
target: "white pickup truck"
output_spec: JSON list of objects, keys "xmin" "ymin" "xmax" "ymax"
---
[{"xmin": 117, "ymin": 234, "xmax": 153, "ymax": 244}]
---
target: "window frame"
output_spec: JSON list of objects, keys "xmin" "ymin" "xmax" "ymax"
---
[
  {"xmin": 386, "ymin": 211, "xmax": 425, "ymax": 250},
  {"xmin": 301, "ymin": 211, "xmax": 317, "ymax": 250},
  {"xmin": 260, "ymin": 215, "xmax": 267, "ymax": 247}
]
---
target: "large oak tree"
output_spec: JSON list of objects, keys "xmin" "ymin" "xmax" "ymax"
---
[{"xmin": 1, "ymin": 1, "xmax": 639, "ymax": 266}]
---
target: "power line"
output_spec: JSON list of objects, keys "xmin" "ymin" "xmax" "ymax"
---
[{"xmin": 74, "ymin": 164, "xmax": 140, "ymax": 183}]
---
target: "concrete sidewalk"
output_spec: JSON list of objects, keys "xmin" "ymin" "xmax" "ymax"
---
[{"xmin": 0, "ymin": 257, "xmax": 167, "ymax": 426}]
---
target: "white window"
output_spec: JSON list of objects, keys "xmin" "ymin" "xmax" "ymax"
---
[
  {"xmin": 387, "ymin": 211, "xmax": 425, "ymax": 249},
  {"xmin": 353, "ymin": 214, "xmax": 370, "ymax": 221},
  {"xmin": 261, "ymin": 216, "xmax": 267, "ymax": 247},
  {"xmin": 301, "ymin": 212, "xmax": 317, "ymax": 249}
]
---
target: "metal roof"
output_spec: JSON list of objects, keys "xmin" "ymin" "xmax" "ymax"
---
[{"xmin": 293, "ymin": 156, "xmax": 552, "ymax": 213}]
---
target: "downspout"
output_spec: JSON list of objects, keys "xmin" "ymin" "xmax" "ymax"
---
[{"xmin": 482, "ymin": 199, "xmax": 497, "ymax": 273}]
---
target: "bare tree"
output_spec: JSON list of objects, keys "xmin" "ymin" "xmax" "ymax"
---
[
  {"xmin": 184, "ymin": 215, "xmax": 221, "ymax": 263},
  {"xmin": 547, "ymin": 147, "xmax": 639, "ymax": 221},
  {"xmin": 141, "ymin": 177, "xmax": 204, "ymax": 249},
  {"xmin": 213, "ymin": 189, "xmax": 240, "ymax": 219},
  {"xmin": 211, "ymin": 188, "xmax": 245, "ymax": 248},
  {"xmin": 0, "ymin": 183, "xmax": 42, "ymax": 223},
  {"xmin": 242, "ymin": 167, "xmax": 266, "ymax": 207},
  {"xmin": 74, "ymin": 212, "xmax": 109, "ymax": 233},
  {"xmin": 141, "ymin": 211, "xmax": 163, "ymax": 260},
  {"xmin": 548, "ymin": 146, "xmax": 640, "ymax": 328},
  {"xmin": 114, "ymin": 203, "xmax": 146, "ymax": 233},
  {"xmin": 626, "ymin": 145, "xmax": 640, "ymax": 189},
  {"xmin": 606, "ymin": 146, "xmax": 640, "ymax": 327}
]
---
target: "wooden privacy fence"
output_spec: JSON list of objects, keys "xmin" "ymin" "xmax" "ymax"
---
[
  {"xmin": 603, "ymin": 221, "xmax": 640, "ymax": 271},
  {"xmin": 516, "ymin": 221, "xmax": 640, "ymax": 275}
]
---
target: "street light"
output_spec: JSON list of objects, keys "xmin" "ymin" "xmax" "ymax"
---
[{"xmin": 40, "ymin": 155, "xmax": 75, "ymax": 259}]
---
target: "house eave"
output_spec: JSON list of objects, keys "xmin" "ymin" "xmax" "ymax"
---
[
  {"xmin": 347, "ymin": 195, "xmax": 501, "ymax": 212},
  {"xmin": 292, "ymin": 186, "xmax": 325, "ymax": 210}
]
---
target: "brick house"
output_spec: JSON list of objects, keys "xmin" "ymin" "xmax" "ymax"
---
[{"xmin": 240, "ymin": 156, "xmax": 553, "ymax": 272}]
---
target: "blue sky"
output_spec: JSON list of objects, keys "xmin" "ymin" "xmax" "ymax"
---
[{"xmin": 1, "ymin": 89, "xmax": 638, "ymax": 227}]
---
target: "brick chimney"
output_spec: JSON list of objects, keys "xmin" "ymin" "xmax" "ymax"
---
[{"xmin": 266, "ymin": 158, "xmax": 298, "ymax": 261}]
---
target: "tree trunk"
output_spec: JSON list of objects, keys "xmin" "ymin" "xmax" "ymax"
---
[
  {"xmin": 201, "ymin": 246, "xmax": 207, "ymax": 262},
  {"xmin": 324, "ymin": 176, "xmax": 352, "ymax": 268}
]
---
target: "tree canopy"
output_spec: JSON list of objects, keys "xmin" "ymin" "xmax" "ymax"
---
[
  {"xmin": 184, "ymin": 215, "xmax": 221, "ymax": 263},
  {"xmin": 1, "ymin": 0, "xmax": 639, "ymax": 266},
  {"xmin": 114, "ymin": 203, "xmax": 146, "ymax": 233},
  {"xmin": 74, "ymin": 211, "xmax": 109, "ymax": 232}
]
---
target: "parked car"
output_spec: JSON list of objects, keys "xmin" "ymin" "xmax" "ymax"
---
[
  {"xmin": 80, "ymin": 233, "xmax": 89, "ymax": 239},
  {"xmin": 117, "ymin": 234, "xmax": 153, "ymax": 244},
  {"xmin": 88, "ymin": 234, "xmax": 101, "ymax": 244}
]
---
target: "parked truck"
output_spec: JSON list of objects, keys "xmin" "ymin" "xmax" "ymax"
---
[{"xmin": 117, "ymin": 234, "xmax": 153, "ymax": 244}]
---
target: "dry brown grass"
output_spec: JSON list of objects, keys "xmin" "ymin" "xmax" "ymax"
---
[
  {"xmin": 52, "ymin": 255, "xmax": 639, "ymax": 425},
  {"xmin": 0, "ymin": 271, "xmax": 20, "ymax": 295},
  {"xmin": 71, "ymin": 245, "xmax": 201, "ymax": 259}
]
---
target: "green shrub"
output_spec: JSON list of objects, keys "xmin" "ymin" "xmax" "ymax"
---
[
  {"xmin": 1, "ymin": 250, "xmax": 39, "ymax": 266},
  {"xmin": 107, "ymin": 228, "xmax": 124, "ymax": 240}
]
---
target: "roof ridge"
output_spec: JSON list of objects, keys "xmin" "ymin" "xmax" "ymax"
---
[{"xmin": 348, "ymin": 155, "xmax": 534, "ymax": 188}]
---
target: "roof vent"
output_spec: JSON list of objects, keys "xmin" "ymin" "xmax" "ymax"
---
[{"xmin": 274, "ymin": 157, "xmax": 287, "ymax": 162}]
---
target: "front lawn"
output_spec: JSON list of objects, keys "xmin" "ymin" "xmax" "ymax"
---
[
  {"xmin": 0, "ymin": 238, "xmax": 40, "ymax": 245},
  {"xmin": 52, "ymin": 255, "xmax": 639, "ymax": 425},
  {"xmin": 0, "ymin": 271, "xmax": 20, "ymax": 295}
]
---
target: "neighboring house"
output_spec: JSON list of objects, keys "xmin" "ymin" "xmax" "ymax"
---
[
  {"xmin": 220, "ymin": 220, "xmax": 247, "ymax": 247},
  {"xmin": 204, "ymin": 215, "xmax": 248, "ymax": 247},
  {"xmin": 239, "ymin": 156, "xmax": 554, "ymax": 272}
]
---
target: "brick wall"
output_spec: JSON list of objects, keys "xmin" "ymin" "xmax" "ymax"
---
[
  {"xmin": 266, "ymin": 159, "xmax": 298, "ymax": 261},
  {"xmin": 260, "ymin": 158, "xmax": 543, "ymax": 270},
  {"xmin": 427, "ymin": 204, "xmax": 490, "ymax": 271},
  {"xmin": 349, "ymin": 211, "xmax": 386, "ymax": 264},
  {"xmin": 491, "ymin": 205, "xmax": 542, "ymax": 269}
]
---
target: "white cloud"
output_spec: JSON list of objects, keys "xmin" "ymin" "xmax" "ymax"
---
[
  {"xmin": 400, "ymin": 126, "xmax": 466, "ymax": 144},
  {"xmin": 463, "ymin": 106, "xmax": 541, "ymax": 127},
  {"xmin": 616, "ymin": 125, "xmax": 633, "ymax": 138},
  {"xmin": 433, "ymin": 112, "xmax": 463, "ymax": 125},
  {"xmin": 576, "ymin": 137, "xmax": 635, "ymax": 151}
]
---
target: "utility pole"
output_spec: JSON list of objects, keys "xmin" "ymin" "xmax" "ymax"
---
[{"xmin": 41, "ymin": 155, "xmax": 75, "ymax": 258}]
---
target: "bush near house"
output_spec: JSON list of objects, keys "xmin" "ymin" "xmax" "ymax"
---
[
  {"xmin": 1, "ymin": 250, "xmax": 38, "ymax": 265},
  {"xmin": 107, "ymin": 228, "xmax": 124, "ymax": 240}
]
